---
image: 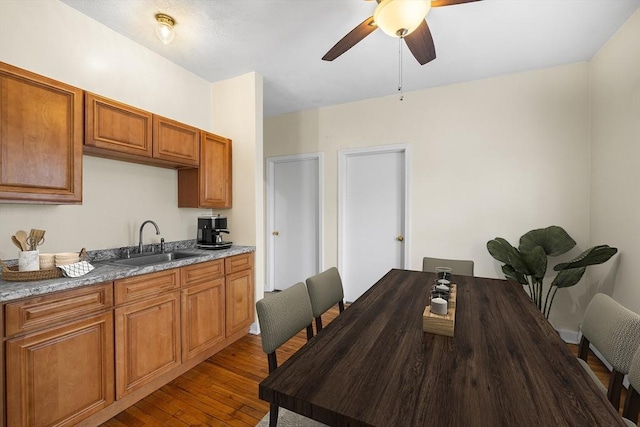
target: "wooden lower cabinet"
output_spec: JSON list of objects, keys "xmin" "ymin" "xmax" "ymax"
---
[
  {"xmin": 6, "ymin": 312, "xmax": 114, "ymax": 427},
  {"xmin": 225, "ymin": 264, "xmax": 255, "ymax": 337},
  {"xmin": 181, "ymin": 278, "xmax": 225, "ymax": 361},
  {"xmin": 2, "ymin": 252, "xmax": 255, "ymax": 426},
  {"xmin": 114, "ymin": 291, "xmax": 181, "ymax": 400}
]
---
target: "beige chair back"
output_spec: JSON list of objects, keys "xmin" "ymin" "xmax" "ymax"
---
[
  {"xmin": 422, "ymin": 257, "xmax": 474, "ymax": 276},
  {"xmin": 579, "ymin": 293, "xmax": 640, "ymax": 410},
  {"xmin": 256, "ymin": 283, "xmax": 316, "ymax": 427}
]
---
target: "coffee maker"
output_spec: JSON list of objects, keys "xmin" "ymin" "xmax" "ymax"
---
[{"xmin": 197, "ymin": 214, "xmax": 232, "ymax": 249}]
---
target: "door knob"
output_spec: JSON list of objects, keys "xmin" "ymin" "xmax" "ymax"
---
[
  {"xmin": 397, "ymin": 235, "xmax": 404, "ymax": 242},
  {"xmin": 272, "ymin": 231, "xmax": 279, "ymax": 236}
]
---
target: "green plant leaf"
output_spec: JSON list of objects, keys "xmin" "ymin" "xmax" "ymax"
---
[
  {"xmin": 554, "ymin": 245, "xmax": 618, "ymax": 271},
  {"xmin": 487, "ymin": 238, "xmax": 516, "ymax": 265},
  {"xmin": 519, "ymin": 226, "xmax": 576, "ymax": 257},
  {"xmin": 551, "ymin": 267, "xmax": 586, "ymax": 288},
  {"xmin": 521, "ymin": 246, "xmax": 547, "ymax": 280},
  {"xmin": 502, "ymin": 264, "xmax": 527, "ymax": 285},
  {"xmin": 488, "ymin": 238, "xmax": 531, "ymax": 275}
]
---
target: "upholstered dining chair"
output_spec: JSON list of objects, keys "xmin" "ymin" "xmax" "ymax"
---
[
  {"xmin": 578, "ymin": 293, "xmax": 640, "ymax": 411},
  {"xmin": 622, "ymin": 345, "xmax": 640, "ymax": 426},
  {"xmin": 256, "ymin": 282, "xmax": 315, "ymax": 427},
  {"xmin": 422, "ymin": 257, "xmax": 475, "ymax": 276},
  {"xmin": 306, "ymin": 267, "xmax": 345, "ymax": 332}
]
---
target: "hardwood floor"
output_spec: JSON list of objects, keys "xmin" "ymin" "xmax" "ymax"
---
[{"xmin": 102, "ymin": 306, "xmax": 634, "ymax": 426}]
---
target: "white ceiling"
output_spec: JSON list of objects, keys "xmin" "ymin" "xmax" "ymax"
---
[{"xmin": 59, "ymin": 0, "xmax": 639, "ymax": 117}]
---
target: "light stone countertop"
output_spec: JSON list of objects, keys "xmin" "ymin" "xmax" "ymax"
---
[{"xmin": 0, "ymin": 244, "xmax": 255, "ymax": 303}]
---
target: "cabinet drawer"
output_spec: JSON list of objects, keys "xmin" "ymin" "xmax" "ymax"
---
[
  {"xmin": 182, "ymin": 259, "xmax": 224, "ymax": 286},
  {"xmin": 225, "ymin": 252, "xmax": 254, "ymax": 275},
  {"xmin": 5, "ymin": 282, "xmax": 113, "ymax": 337},
  {"xmin": 115, "ymin": 269, "xmax": 180, "ymax": 305}
]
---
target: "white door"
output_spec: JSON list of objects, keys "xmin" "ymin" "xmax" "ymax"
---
[
  {"xmin": 267, "ymin": 154, "xmax": 323, "ymax": 291},
  {"xmin": 339, "ymin": 145, "xmax": 409, "ymax": 302}
]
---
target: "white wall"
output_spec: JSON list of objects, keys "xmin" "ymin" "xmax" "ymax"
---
[
  {"xmin": 0, "ymin": 0, "xmax": 213, "ymax": 258},
  {"xmin": 211, "ymin": 73, "xmax": 265, "ymax": 326},
  {"xmin": 265, "ymin": 63, "xmax": 595, "ymax": 332},
  {"xmin": 589, "ymin": 10, "xmax": 640, "ymax": 316}
]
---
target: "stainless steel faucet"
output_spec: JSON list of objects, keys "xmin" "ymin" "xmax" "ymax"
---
[{"xmin": 139, "ymin": 220, "xmax": 161, "ymax": 254}]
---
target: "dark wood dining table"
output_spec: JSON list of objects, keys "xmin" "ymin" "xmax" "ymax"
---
[{"xmin": 259, "ymin": 269, "xmax": 626, "ymax": 426}]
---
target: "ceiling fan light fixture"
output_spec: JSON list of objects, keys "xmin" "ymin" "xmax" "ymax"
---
[
  {"xmin": 374, "ymin": 0, "xmax": 431, "ymax": 38},
  {"xmin": 155, "ymin": 13, "xmax": 176, "ymax": 44}
]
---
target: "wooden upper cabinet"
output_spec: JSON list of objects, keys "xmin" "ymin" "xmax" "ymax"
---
[
  {"xmin": 178, "ymin": 131, "xmax": 232, "ymax": 208},
  {"xmin": 153, "ymin": 115, "xmax": 199, "ymax": 167},
  {"xmin": 84, "ymin": 92, "xmax": 153, "ymax": 157},
  {"xmin": 0, "ymin": 62, "xmax": 83, "ymax": 204},
  {"xmin": 84, "ymin": 93, "xmax": 198, "ymax": 168}
]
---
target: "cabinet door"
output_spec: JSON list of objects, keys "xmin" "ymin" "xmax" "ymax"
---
[
  {"xmin": 153, "ymin": 115, "xmax": 199, "ymax": 167},
  {"xmin": 177, "ymin": 131, "xmax": 232, "ymax": 208},
  {"xmin": 84, "ymin": 92, "xmax": 153, "ymax": 157},
  {"xmin": 115, "ymin": 291, "xmax": 181, "ymax": 399},
  {"xmin": 181, "ymin": 278, "xmax": 225, "ymax": 361},
  {"xmin": 6, "ymin": 312, "xmax": 114, "ymax": 427},
  {"xmin": 200, "ymin": 132, "xmax": 232, "ymax": 208},
  {"xmin": 0, "ymin": 62, "xmax": 83, "ymax": 204},
  {"xmin": 225, "ymin": 268, "xmax": 254, "ymax": 337}
]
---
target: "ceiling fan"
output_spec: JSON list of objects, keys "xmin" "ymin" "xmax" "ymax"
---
[{"xmin": 322, "ymin": 0, "xmax": 481, "ymax": 65}]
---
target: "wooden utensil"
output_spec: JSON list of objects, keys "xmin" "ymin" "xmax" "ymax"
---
[
  {"xmin": 15, "ymin": 230, "xmax": 28, "ymax": 251},
  {"xmin": 11, "ymin": 236, "xmax": 23, "ymax": 250}
]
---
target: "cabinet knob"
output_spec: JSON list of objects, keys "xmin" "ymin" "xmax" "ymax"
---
[
  {"xmin": 272, "ymin": 231, "xmax": 280, "ymax": 236},
  {"xmin": 397, "ymin": 235, "xmax": 404, "ymax": 242}
]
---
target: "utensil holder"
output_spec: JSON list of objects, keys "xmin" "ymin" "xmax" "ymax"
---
[{"xmin": 18, "ymin": 250, "xmax": 40, "ymax": 272}]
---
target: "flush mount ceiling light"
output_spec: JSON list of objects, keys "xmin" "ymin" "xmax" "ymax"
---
[
  {"xmin": 155, "ymin": 13, "xmax": 176, "ymax": 44},
  {"xmin": 373, "ymin": 0, "xmax": 431, "ymax": 38}
]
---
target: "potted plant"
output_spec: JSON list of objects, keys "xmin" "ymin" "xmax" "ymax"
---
[{"xmin": 487, "ymin": 225, "xmax": 617, "ymax": 318}]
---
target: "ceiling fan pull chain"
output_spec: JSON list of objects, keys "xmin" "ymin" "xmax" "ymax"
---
[{"xmin": 398, "ymin": 37, "xmax": 404, "ymax": 101}]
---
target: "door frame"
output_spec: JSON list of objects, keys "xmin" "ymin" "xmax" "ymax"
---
[
  {"xmin": 338, "ymin": 144, "xmax": 411, "ymax": 279},
  {"xmin": 266, "ymin": 153, "xmax": 324, "ymax": 292}
]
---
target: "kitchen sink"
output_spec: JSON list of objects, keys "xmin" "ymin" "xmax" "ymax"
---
[{"xmin": 104, "ymin": 251, "xmax": 201, "ymax": 267}]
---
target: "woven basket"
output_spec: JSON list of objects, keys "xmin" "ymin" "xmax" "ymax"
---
[{"xmin": 1, "ymin": 248, "xmax": 86, "ymax": 282}]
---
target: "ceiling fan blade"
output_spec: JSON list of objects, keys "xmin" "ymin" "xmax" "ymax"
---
[
  {"xmin": 431, "ymin": 0, "xmax": 481, "ymax": 7},
  {"xmin": 322, "ymin": 16, "xmax": 377, "ymax": 61},
  {"xmin": 404, "ymin": 20, "xmax": 436, "ymax": 65}
]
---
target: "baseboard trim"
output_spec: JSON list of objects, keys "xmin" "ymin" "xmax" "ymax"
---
[
  {"xmin": 250, "ymin": 321, "xmax": 260, "ymax": 335},
  {"xmin": 557, "ymin": 328, "xmax": 580, "ymax": 344}
]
